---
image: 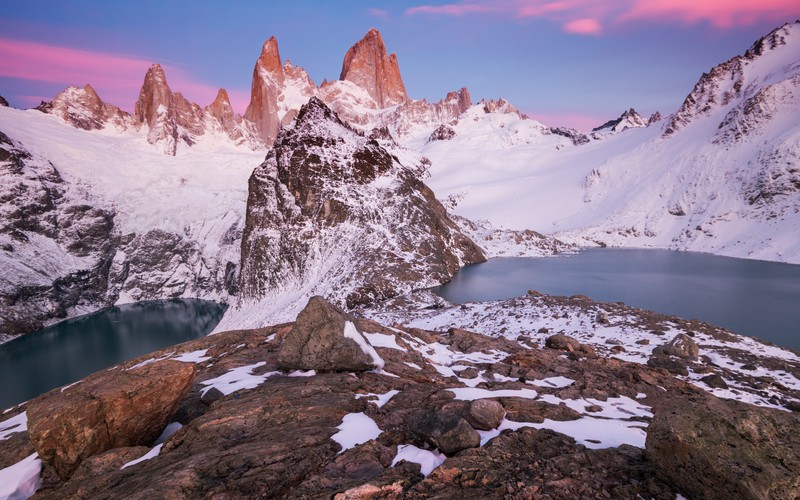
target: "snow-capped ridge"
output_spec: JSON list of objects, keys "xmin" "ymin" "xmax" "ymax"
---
[{"xmin": 663, "ymin": 20, "xmax": 800, "ymax": 138}]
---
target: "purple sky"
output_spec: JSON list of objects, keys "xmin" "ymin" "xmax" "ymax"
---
[{"xmin": 1, "ymin": 1, "xmax": 799, "ymax": 131}]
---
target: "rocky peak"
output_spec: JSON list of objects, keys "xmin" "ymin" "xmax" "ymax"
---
[
  {"xmin": 244, "ymin": 36, "xmax": 289, "ymax": 145},
  {"xmin": 482, "ymin": 98, "xmax": 523, "ymax": 117},
  {"xmin": 0, "ymin": 95, "xmax": 8, "ymax": 107},
  {"xmin": 745, "ymin": 20, "xmax": 797, "ymax": 59},
  {"xmin": 51, "ymin": 84, "xmax": 130, "ymax": 131},
  {"xmin": 239, "ymin": 97, "xmax": 484, "ymax": 315},
  {"xmin": 133, "ymin": 64, "xmax": 206, "ymax": 155},
  {"xmin": 134, "ymin": 64, "xmax": 172, "ymax": 127},
  {"xmin": 340, "ymin": 28, "xmax": 408, "ymax": 108},
  {"xmin": 592, "ymin": 108, "xmax": 647, "ymax": 134},
  {"xmin": 442, "ymin": 87, "xmax": 472, "ymax": 115},
  {"xmin": 257, "ymin": 36, "xmax": 285, "ymax": 85},
  {"xmin": 662, "ymin": 21, "xmax": 799, "ymax": 138},
  {"xmin": 205, "ymin": 88, "xmax": 236, "ymax": 132},
  {"xmin": 647, "ymin": 111, "xmax": 662, "ymax": 126}
]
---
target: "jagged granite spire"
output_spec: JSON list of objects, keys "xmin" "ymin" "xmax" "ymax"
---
[{"xmin": 340, "ymin": 28, "xmax": 408, "ymax": 108}]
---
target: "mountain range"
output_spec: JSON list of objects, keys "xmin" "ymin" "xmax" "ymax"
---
[{"xmin": 1, "ymin": 22, "xmax": 799, "ymax": 338}]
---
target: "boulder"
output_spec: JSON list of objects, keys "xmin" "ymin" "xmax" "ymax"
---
[
  {"xmin": 645, "ymin": 393, "xmax": 800, "ymax": 499},
  {"xmin": 545, "ymin": 334, "xmax": 596, "ymax": 358},
  {"xmin": 411, "ymin": 409, "xmax": 480, "ymax": 455},
  {"xmin": 700, "ymin": 373, "xmax": 729, "ymax": 389},
  {"xmin": 466, "ymin": 399, "xmax": 505, "ymax": 431},
  {"xmin": 26, "ymin": 360, "xmax": 195, "ymax": 479},
  {"xmin": 278, "ymin": 296, "xmax": 383, "ymax": 371},
  {"xmin": 652, "ymin": 333, "xmax": 699, "ymax": 360}
]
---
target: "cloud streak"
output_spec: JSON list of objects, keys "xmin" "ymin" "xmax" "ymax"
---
[
  {"xmin": 406, "ymin": 0, "xmax": 800, "ymax": 34},
  {"xmin": 0, "ymin": 37, "xmax": 248, "ymax": 112}
]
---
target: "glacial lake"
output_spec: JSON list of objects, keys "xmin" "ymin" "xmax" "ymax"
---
[
  {"xmin": 0, "ymin": 299, "xmax": 225, "ymax": 410},
  {"xmin": 434, "ymin": 248, "xmax": 800, "ymax": 350}
]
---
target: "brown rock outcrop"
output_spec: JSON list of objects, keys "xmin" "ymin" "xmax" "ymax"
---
[
  {"xmin": 26, "ymin": 359, "xmax": 195, "ymax": 479},
  {"xmin": 278, "ymin": 296, "xmax": 383, "ymax": 371},
  {"xmin": 340, "ymin": 28, "xmax": 408, "ymax": 108},
  {"xmin": 646, "ymin": 393, "xmax": 800, "ymax": 499}
]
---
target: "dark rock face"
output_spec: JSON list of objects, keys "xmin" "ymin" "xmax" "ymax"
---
[
  {"xmin": 428, "ymin": 124, "xmax": 456, "ymax": 142},
  {"xmin": 411, "ymin": 409, "xmax": 480, "ymax": 455},
  {"xmin": 549, "ymin": 126, "xmax": 590, "ymax": 146},
  {"xmin": 239, "ymin": 97, "xmax": 485, "ymax": 311},
  {"xmin": 27, "ymin": 360, "xmax": 195, "ymax": 479},
  {"xmin": 0, "ymin": 133, "xmax": 118, "ymax": 339},
  {"xmin": 0, "ymin": 95, "xmax": 9, "ymax": 107},
  {"xmin": 278, "ymin": 296, "xmax": 382, "ymax": 371},
  {"xmin": 646, "ymin": 393, "xmax": 800, "ymax": 499}
]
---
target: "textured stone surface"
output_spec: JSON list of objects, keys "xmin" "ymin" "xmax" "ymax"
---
[
  {"xmin": 26, "ymin": 360, "xmax": 195, "ymax": 479},
  {"xmin": 278, "ymin": 296, "xmax": 381, "ymax": 371},
  {"xmin": 646, "ymin": 393, "xmax": 800, "ymax": 499},
  {"xmin": 411, "ymin": 409, "xmax": 481, "ymax": 455}
]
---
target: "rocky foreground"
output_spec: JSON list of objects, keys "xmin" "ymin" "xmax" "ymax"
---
[{"xmin": 1, "ymin": 294, "xmax": 798, "ymax": 499}]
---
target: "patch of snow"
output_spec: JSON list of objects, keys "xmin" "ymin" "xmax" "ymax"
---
[
  {"xmin": 171, "ymin": 349, "xmax": 211, "ymax": 363},
  {"xmin": 60, "ymin": 381, "xmax": 81, "ymax": 393},
  {"xmin": 199, "ymin": 362, "xmax": 279, "ymax": 396},
  {"xmin": 331, "ymin": 412, "xmax": 382, "ymax": 454},
  {"xmin": 538, "ymin": 395, "xmax": 653, "ymax": 419},
  {"xmin": 0, "ymin": 412, "xmax": 27, "ymax": 441},
  {"xmin": 0, "ymin": 453, "xmax": 41, "ymax": 500},
  {"xmin": 403, "ymin": 361, "xmax": 422, "ymax": 370},
  {"xmin": 477, "ymin": 417, "xmax": 648, "ymax": 449},
  {"xmin": 391, "ymin": 444, "xmax": 446, "ymax": 476},
  {"xmin": 447, "ymin": 387, "xmax": 538, "ymax": 401},
  {"xmin": 343, "ymin": 321, "xmax": 385, "ymax": 369},
  {"xmin": 355, "ymin": 389, "xmax": 400, "ymax": 408},
  {"xmin": 154, "ymin": 422, "xmax": 182, "ymax": 445},
  {"xmin": 126, "ymin": 353, "xmax": 172, "ymax": 371},
  {"xmin": 288, "ymin": 370, "xmax": 316, "ymax": 377},
  {"xmin": 362, "ymin": 331, "xmax": 406, "ymax": 351},
  {"xmin": 121, "ymin": 443, "xmax": 163, "ymax": 469},
  {"xmin": 527, "ymin": 376, "xmax": 575, "ymax": 388}
]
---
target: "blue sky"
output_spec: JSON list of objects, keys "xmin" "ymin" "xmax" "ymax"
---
[{"xmin": 1, "ymin": 1, "xmax": 798, "ymax": 130}]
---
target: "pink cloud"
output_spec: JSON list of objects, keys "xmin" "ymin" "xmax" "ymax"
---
[
  {"xmin": 563, "ymin": 17, "xmax": 602, "ymax": 34},
  {"xmin": 406, "ymin": 0, "xmax": 800, "ymax": 32},
  {"xmin": 367, "ymin": 7, "xmax": 390, "ymax": 19},
  {"xmin": 621, "ymin": 0, "xmax": 800, "ymax": 28},
  {"xmin": 0, "ymin": 37, "xmax": 249, "ymax": 113},
  {"xmin": 528, "ymin": 110, "xmax": 607, "ymax": 131}
]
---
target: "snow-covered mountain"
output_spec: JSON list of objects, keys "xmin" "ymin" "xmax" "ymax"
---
[
  {"xmin": 217, "ymin": 98, "xmax": 486, "ymax": 330},
  {"xmin": 418, "ymin": 21, "xmax": 800, "ymax": 263},
  {"xmin": 1, "ymin": 22, "xmax": 799, "ymax": 339}
]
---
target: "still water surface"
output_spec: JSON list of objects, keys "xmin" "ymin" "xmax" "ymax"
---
[
  {"xmin": 434, "ymin": 249, "xmax": 800, "ymax": 350},
  {"xmin": 1, "ymin": 299, "xmax": 225, "ymax": 409}
]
